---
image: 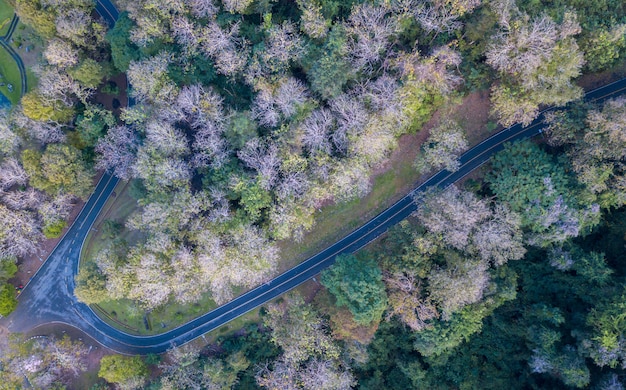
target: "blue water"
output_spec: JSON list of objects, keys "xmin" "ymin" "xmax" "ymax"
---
[{"xmin": 0, "ymin": 92, "xmax": 10, "ymax": 108}]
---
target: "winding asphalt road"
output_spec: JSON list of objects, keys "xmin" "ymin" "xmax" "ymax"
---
[
  {"xmin": 2, "ymin": 0, "xmax": 626, "ymax": 354},
  {"xmin": 0, "ymin": 14, "xmax": 26, "ymax": 99}
]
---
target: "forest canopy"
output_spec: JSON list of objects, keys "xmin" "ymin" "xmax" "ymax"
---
[{"xmin": 1, "ymin": 0, "xmax": 626, "ymax": 388}]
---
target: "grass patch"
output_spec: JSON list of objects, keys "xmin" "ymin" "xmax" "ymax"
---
[
  {"xmin": 277, "ymin": 158, "xmax": 422, "ymax": 269},
  {"xmin": 80, "ymin": 180, "xmax": 138, "ymax": 264},
  {"xmin": 0, "ymin": 43, "xmax": 21, "ymax": 104},
  {"xmin": 0, "ymin": 0, "xmax": 13, "ymax": 37},
  {"xmin": 80, "ymin": 180, "xmax": 221, "ymax": 336},
  {"xmin": 80, "ymin": 92, "xmax": 493, "ymax": 339}
]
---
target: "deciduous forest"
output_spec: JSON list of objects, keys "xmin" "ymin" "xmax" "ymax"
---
[{"xmin": 0, "ymin": 0, "xmax": 626, "ymax": 388}]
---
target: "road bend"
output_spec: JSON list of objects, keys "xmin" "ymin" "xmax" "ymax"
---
[{"xmin": 2, "ymin": 0, "xmax": 626, "ymax": 354}]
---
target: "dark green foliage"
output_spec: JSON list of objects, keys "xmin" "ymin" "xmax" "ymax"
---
[
  {"xmin": 355, "ymin": 320, "xmax": 421, "ymax": 390},
  {"xmin": 306, "ymin": 25, "xmax": 352, "ymax": 100},
  {"xmin": 225, "ymin": 112, "xmax": 258, "ymax": 150},
  {"xmin": 321, "ymin": 253, "xmax": 387, "ymax": 325},
  {"xmin": 106, "ymin": 12, "xmax": 140, "ymax": 72},
  {"xmin": 101, "ymin": 220, "xmax": 123, "ymax": 240},
  {"xmin": 167, "ymin": 55, "xmax": 216, "ymax": 87},
  {"xmin": 0, "ymin": 257, "xmax": 17, "ymax": 283},
  {"xmin": 486, "ymin": 141, "xmax": 597, "ymax": 246},
  {"xmin": 75, "ymin": 106, "xmax": 116, "ymax": 149}
]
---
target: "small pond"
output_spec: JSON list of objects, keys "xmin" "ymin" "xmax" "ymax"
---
[{"xmin": 0, "ymin": 91, "xmax": 10, "ymax": 108}]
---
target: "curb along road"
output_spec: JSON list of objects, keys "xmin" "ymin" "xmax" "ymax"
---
[{"xmin": 2, "ymin": 0, "xmax": 626, "ymax": 354}]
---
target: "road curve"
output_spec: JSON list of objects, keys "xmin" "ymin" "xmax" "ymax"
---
[
  {"xmin": 0, "ymin": 14, "xmax": 26, "ymax": 99},
  {"xmin": 2, "ymin": 0, "xmax": 626, "ymax": 354}
]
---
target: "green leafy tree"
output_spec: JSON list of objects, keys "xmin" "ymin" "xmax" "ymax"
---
[
  {"xmin": 98, "ymin": 355, "xmax": 148, "ymax": 388},
  {"xmin": 69, "ymin": 59, "xmax": 106, "ymax": 89},
  {"xmin": 43, "ymin": 220, "xmax": 66, "ymax": 238},
  {"xmin": 307, "ymin": 26, "xmax": 352, "ymax": 100},
  {"xmin": 0, "ymin": 283, "xmax": 17, "ymax": 316},
  {"xmin": 74, "ymin": 263, "xmax": 108, "ymax": 305},
  {"xmin": 0, "ymin": 257, "xmax": 17, "ymax": 283},
  {"xmin": 15, "ymin": 0, "xmax": 56, "ymax": 38},
  {"xmin": 486, "ymin": 141, "xmax": 597, "ymax": 246},
  {"xmin": 106, "ymin": 12, "xmax": 140, "ymax": 72},
  {"xmin": 75, "ymin": 105, "xmax": 116, "ymax": 149},
  {"xmin": 21, "ymin": 91, "xmax": 74, "ymax": 123},
  {"xmin": 321, "ymin": 253, "xmax": 387, "ymax": 325},
  {"xmin": 22, "ymin": 144, "xmax": 93, "ymax": 198}
]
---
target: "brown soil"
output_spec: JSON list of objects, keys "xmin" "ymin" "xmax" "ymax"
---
[
  {"xmin": 371, "ymin": 89, "xmax": 493, "ymax": 186},
  {"xmin": 94, "ymin": 73, "xmax": 129, "ymax": 118},
  {"xmin": 577, "ymin": 61, "xmax": 626, "ymax": 91}
]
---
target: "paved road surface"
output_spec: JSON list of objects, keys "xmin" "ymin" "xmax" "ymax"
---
[{"xmin": 2, "ymin": 0, "xmax": 626, "ymax": 354}]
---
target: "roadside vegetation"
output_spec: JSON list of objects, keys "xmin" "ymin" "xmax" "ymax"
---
[{"xmin": 0, "ymin": 0, "xmax": 626, "ymax": 389}]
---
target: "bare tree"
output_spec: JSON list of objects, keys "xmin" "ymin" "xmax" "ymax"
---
[
  {"xmin": 428, "ymin": 256, "xmax": 490, "ymax": 318},
  {"xmin": 36, "ymin": 66, "xmax": 82, "ymax": 106},
  {"xmin": 0, "ymin": 158, "xmax": 28, "ymax": 190},
  {"xmin": 2, "ymin": 187, "xmax": 45, "ymax": 211},
  {"xmin": 251, "ymin": 88, "xmax": 280, "ymax": 128},
  {"xmin": 172, "ymin": 15, "xmax": 199, "ymax": 53},
  {"xmin": 410, "ymin": 46, "xmax": 463, "ymax": 95},
  {"xmin": 297, "ymin": 359, "xmax": 356, "ymax": 390},
  {"xmin": 263, "ymin": 22, "xmax": 304, "ymax": 72},
  {"xmin": 301, "ymin": 108, "xmax": 334, "ymax": 155},
  {"xmin": 416, "ymin": 186, "xmax": 491, "ymax": 250},
  {"xmin": 198, "ymin": 225, "xmax": 279, "ymax": 304},
  {"xmin": 184, "ymin": 0, "xmax": 218, "ymax": 18},
  {"xmin": 256, "ymin": 358, "xmax": 300, "ymax": 390},
  {"xmin": 274, "ymin": 77, "xmax": 308, "ymax": 118},
  {"xmin": 238, "ymin": 138, "xmax": 281, "ymax": 189},
  {"xmin": 95, "ymin": 125, "xmax": 140, "ymax": 180},
  {"xmin": 192, "ymin": 121, "xmax": 228, "ymax": 169},
  {"xmin": 44, "ymin": 39, "xmax": 79, "ymax": 68},
  {"xmin": 471, "ymin": 204, "xmax": 526, "ymax": 266},
  {"xmin": 222, "ymin": 0, "xmax": 254, "ymax": 14},
  {"xmin": 38, "ymin": 193, "xmax": 76, "ymax": 226},
  {"xmin": 384, "ymin": 271, "xmax": 439, "ymax": 331},
  {"xmin": 415, "ymin": 118, "xmax": 468, "ymax": 173},
  {"xmin": 330, "ymin": 159, "xmax": 371, "ymax": 201},
  {"xmin": 329, "ymin": 93, "xmax": 368, "ymax": 153},
  {"xmin": 1, "ymin": 335, "xmax": 89, "ymax": 389},
  {"xmin": 486, "ymin": 10, "xmax": 584, "ymax": 126},
  {"xmin": 127, "ymin": 52, "xmax": 177, "ymax": 104},
  {"xmin": 413, "ymin": 0, "xmax": 481, "ymax": 34},
  {"xmin": 175, "ymin": 84, "xmax": 225, "ymax": 127},
  {"xmin": 345, "ymin": 3, "xmax": 397, "ymax": 72},
  {"xmin": 0, "ymin": 109, "xmax": 19, "ymax": 155},
  {"xmin": 132, "ymin": 147, "xmax": 192, "ymax": 189},
  {"xmin": 11, "ymin": 107, "xmax": 65, "ymax": 145},
  {"xmin": 145, "ymin": 120, "xmax": 189, "ymax": 157},
  {"xmin": 200, "ymin": 22, "xmax": 248, "ymax": 76},
  {"xmin": 0, "ymin": 204, "xmax": 43, "ymax": 258}
]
